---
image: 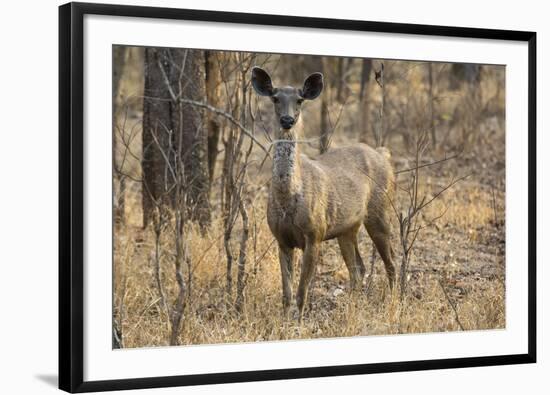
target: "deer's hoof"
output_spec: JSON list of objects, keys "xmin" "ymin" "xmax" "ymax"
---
[{"xmin": 282, "ymin": 304, "xmax": 300, "ymax": 321}]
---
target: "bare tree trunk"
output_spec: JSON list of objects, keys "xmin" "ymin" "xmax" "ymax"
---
[
  {"xmin": 336, "ymin": 57, "xmax": 344, "ymax": 103},
  {"xmin": 359, "ymin": 58, "xmax": 373, "ymax": 144},
  {"xmin": 205, "ymin": 51, "xmax": 223, "ymax": 188},
  {"xmin": 113, "ymin": 46, "xmax": 127, "ymax": 224},
  {"xmin": 449, "ymin": 63, "xmax": 481, "ymax": 90},
  {"xmin": 142, "ymin": 47, "xmax": 173, "ymax": 228},
  {"xmin": 177, "ymin": 50, "xmax": 211, "ymax": 227},
  {"xmin": 375, "ymin": 63, "xmax": 386, "ymax": 147},
  {"xmin": 142, "ymin": 48, "xmax": 211, "ymax": 228},
  {"xmin": 113, "ymin": 47, "xmax": 126, "ymax": 102},
  {"xmin": 317, "ymin": 57, "xmax": 330, "ymax": 154},
  {"xmin": 320, "ymin": 98, "xmax": 330, "ymax": 153},
  {"xmin": 428, "ymin": 63, "xmax": 436, "ymax": 147}
]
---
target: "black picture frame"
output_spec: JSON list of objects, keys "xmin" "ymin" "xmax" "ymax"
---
[{"xmin": 59, "ymin": 2, "xmax": 537, "ymax": 393}]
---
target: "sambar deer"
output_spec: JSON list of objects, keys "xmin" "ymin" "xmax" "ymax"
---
[{"xmin": 251, "ymin": 67, "xmax": 396, "ymax": 320}]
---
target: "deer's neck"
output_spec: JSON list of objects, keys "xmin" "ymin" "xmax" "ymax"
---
[{"xmin": 272, "ymin": 135, "xmax": 302, "ymax": 201}]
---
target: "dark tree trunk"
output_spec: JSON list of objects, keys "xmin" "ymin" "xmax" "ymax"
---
[
  {"xmin": 179, "ymin": 50, "xmax": 211, "ymax": 227},
  {"xmin": 336, "ymin": 57, "xmax": 344, "ymax": 103},
  {"xmin": 205, "ymin": 51, "xmax": 223, "ymax": 188},
  {"xmin": 142, "ymin": 47, "xmax": 172, "ymax": 228},
  {"xmin": 449, "ymin": 63, "xmax": 481, "ymax": 90},
  {"xmin": 359, "ymin": 58, "xmax": 373, "ymax": 144},
  {"xmin": 113, "ymin": 46, "xmax": 126, "ymax": 102},
  {"xmin": 112, "ymin": 46, "xmax": 127, "ymax": 225},
  {"xmin": 316, "ymin": 57, "xmax": 330, "ymax": 154},
  {"xmin": 142, "ymin": 48, "xmax": 211, "ymax": 229},
  {"xmin": 428, "ymin": 63, "xmax": 436, "ymax": 147}
]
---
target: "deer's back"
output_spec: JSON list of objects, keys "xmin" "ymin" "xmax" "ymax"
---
[
  {"xmin": 308, "ymin": 144, "xmax": 394, "ymax": 234},
  {"xmin": 314, "ymin": 144, "xmax": 393, "ymax": 196},
  {"xmin": 268, "ymin": 143, "xmax": 394, "ymax": 246}
]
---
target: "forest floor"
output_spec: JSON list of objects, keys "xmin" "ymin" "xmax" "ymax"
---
[{"xmin": 114, "ymin": 110, "xmax": 506, "ymax": 348}]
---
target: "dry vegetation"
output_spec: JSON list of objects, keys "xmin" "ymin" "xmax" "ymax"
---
[{"xmin": 113, "ymin": 47, "xmax": 505, "ymax": 348}]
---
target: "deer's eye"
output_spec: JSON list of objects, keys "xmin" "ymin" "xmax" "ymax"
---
[
  {"xmin": 272, "ymin": 97, "xmax": 279, "ymax": 104},
  {"xmin": 297, "ymin": 98, "xmax": 304, "ymax": 105}
]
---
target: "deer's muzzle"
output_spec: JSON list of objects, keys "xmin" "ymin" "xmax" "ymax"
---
[{"xmin": 280, "ymin": 115, "xmax": 295, "ymax": 129}]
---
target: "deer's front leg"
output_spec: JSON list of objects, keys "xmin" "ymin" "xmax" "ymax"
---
[
  {"xmin": 278, "ymin": 245, "xmax": 295, "ymax": 317},
  {"xmin": 296, "ymin": 239, "xmax": 320, "ymax": 321}
]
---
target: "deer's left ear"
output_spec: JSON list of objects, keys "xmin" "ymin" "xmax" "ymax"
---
[{"xmin": 301, "ymin": 72, "xmax": 324, "ymax": 100}]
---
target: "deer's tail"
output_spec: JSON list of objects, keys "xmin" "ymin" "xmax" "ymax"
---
[
  {"xmin": 376, "ymin": 146, "xmax": 396, "ymax": 196},
  {"xmin": 376, "ymin": 146, "xmax": 392, "ymax": 161}
]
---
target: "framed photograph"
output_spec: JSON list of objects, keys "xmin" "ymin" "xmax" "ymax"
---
[{"xmin": 59, "ymin": 2, "xmax": 536, "ymax": 392}]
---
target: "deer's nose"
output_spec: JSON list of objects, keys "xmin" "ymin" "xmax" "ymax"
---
[{"xmin": 280, "ymin": 115, "xmax": 295, "ymax": 129}]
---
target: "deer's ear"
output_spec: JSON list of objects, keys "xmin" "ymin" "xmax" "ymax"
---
[
  {"xmin": 251, "ymin": 67, "xmax": 274, "ymax": 96},
  {"xmin": 301, "ymin": 72, "xmax": 324, "ymax": 100}
]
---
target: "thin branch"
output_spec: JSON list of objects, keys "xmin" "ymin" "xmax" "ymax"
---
[
  {"xmin": 416, "ymin": 173, "xmax": 471, "ymax": 213},
  {"xmin": 395, "ymin": 152, "xmax": 461, "ymax": 174},
  {"xmin": 156, "ymin": 56, "xmax": 178, "ymax": 102},
  {"xmin": 438, "ymin": 278, "xmax": 465, "ymax": 331},
  {"xmin": 179, "ymin": 98, "xmax": 270, "ymax": 156}
]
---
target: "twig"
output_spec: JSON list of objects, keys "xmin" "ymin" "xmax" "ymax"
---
[
  {"xmin": 438, "ymin": 278, "xmax": 465, "ymax": 331},
  {"xmin": 395, "ymin": 152, "xmax": 461, "ymax": 174},
  {"xmin": 178, "ymin": 98, "xmax": 271, "ymax": 156},
  {"xmin": 416, "ymin": 174, "xmax": 471, "ymax": 213}
]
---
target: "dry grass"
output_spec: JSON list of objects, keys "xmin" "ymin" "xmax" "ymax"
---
[
  {"xmin": 113, "ymin": 48, "xmax": 506, "ymax": 349},
  {"xmin": 114, "ymin": 188, "xmax": 505, "ymax": 348}
]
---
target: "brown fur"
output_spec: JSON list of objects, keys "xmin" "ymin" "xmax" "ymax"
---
[{"xmin": 252, "ymin": 67, "xmax": 396, "ymax": 319}]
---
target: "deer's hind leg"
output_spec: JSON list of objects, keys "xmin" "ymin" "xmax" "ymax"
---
[
  {"xmin": 365, "ymin": 214, "xmax": 396, "ymax": 289},
  {"xmin": 337, "ymin": 226, "xmax": 363, "ymax": 291},
  {"xmin": 354, "ymin": 241, "xmax": 366, "ymax": 281}
]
